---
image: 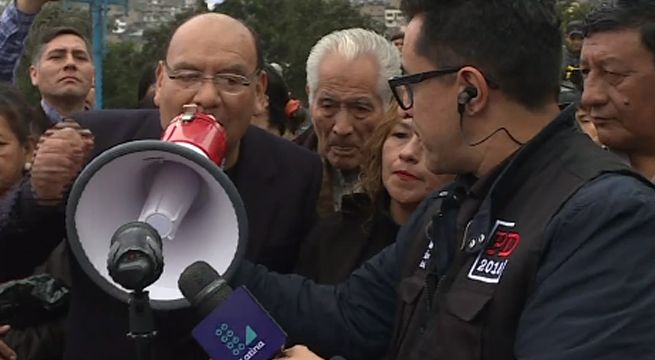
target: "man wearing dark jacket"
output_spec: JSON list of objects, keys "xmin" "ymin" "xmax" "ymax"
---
[
  {"xmin": 0, "ymin": 13, "xmax": 322, "ymax": 360},
  {"xmin": 232, "ymin": 1, "xmax": 655, "ymax": 359},
  {"xmin": 581, "ymin": 1, "xmax": 655, "ymax": 181}
]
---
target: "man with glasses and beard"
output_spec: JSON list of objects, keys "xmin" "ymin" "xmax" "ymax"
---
[{"xmin": 227, "ymin": 1, "xmax": 655, "ymax": 359}]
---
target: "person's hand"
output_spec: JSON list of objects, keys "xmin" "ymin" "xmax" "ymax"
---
[
  {"xmin": 16, "ymin": 0, "xmax": 59, "ymax": 14},
  {"xmin": 0, "ymin": 325, "xmax": 17, "ymax": 360},
  {"xmin": 277, "ymin": 345, "xmax": 324, "ymax": 359},
  {"xmin": 30, "ymin": 120, "xmax": 94, "ymax": 205}
]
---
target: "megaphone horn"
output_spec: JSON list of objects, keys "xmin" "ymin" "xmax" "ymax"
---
[{"xmin": 66, "ymin": 105, "xmax": 248, "ymax": 311}]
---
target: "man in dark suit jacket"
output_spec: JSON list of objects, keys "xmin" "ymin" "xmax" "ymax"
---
[
  {"xmin": 73, "ymin": 108, "xmax": 321, "ymax": 273},
  {"xmin": 0, "ymin": 13, "xmax": 321, "ymax": 360}
]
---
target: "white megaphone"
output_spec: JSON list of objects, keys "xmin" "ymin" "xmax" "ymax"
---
[{"xmin": 65, "ymin": 104, "xmax": 248, "ymax": 311}]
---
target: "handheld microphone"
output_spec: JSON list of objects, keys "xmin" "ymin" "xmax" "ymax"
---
[{"xmin": 178, "ymin": 261, "xmax": 287, "ymax": 360}]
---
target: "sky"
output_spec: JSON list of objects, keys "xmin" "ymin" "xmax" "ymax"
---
[{"xmin": 205, "ymin": 0, "xmax": 225, "ymax": 9}]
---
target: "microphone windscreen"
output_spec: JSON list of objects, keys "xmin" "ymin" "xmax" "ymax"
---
[
  {"xmin": 179, "ymin": 261, "xmax": 219, "ymax": 300},
  {"xmin": 179, "ymin": 261, "xmax": 232, "ymax": 318}
]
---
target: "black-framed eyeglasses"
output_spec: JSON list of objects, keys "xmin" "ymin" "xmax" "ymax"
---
[
  {"xmin": 388, "ymin": 67, "xmax": 462, "ymax": 110},
  {"xmin": 388, "ymin": 66, "xmax": 500, "ymax": 110},
  {"xmin": 162, "ymin": 60, "xmax": 259, "ymax": 95}
]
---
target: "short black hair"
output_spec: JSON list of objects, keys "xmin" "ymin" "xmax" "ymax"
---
[
  {"xmin": 163, "ymin": 14, "xmax": 264, "ymax": 71},
  {"xmin": 264, "ymin": 64, "xmax": 291, "ymax": 135},
  {"xmin": 137, "ymin": 63, "xmax": 158, "ymax": 103},
  {"xmin": 31, "ymin": 27, "xmax": 92, "ymax": 65},
  {"xmin": 0, "ymin": 82, "xmax": 42, "ymax": 144},
  {"xmin": 566, "ymin": 20, "xmax": 584, "ymax": 35},
  {"xmin": 401, "ymin": 0, "xmax": 562, "ymax": 109},
  {"xmin": 584, "ymin": 0, "xmax": 655, "ymax": 62}
]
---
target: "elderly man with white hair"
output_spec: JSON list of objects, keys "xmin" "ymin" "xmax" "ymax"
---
[{"xmin": 301, "ymin": 28, "xmax": 401, "ymax": 217}]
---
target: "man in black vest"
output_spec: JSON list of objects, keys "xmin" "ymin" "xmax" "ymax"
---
[{"xmin": 230, "ymin": 1, "xmax": 655, "ymax": 359}]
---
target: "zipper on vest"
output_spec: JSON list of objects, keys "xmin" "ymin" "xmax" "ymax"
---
[
  {"xmin": 426, "ymin": 274, "xmax": 445, "ymax": 312},
  {"xmin": 425, "ymin": 210, "xmax": 447, "ymax": 312}
]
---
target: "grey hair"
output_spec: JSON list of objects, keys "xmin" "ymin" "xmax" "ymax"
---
[{"xmin": 306, "ymin": 28, "xmax": 401, "ymax": 105}]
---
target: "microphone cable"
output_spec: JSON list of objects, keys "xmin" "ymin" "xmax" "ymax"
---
[{"xmin": 459, "ymin": 111, "xmax": 525, "ymax": 147}]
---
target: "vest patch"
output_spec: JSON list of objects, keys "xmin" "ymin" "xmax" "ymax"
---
[{"xmin": 467, "ymin": 220, "xmax": 520, "ymax": 284}]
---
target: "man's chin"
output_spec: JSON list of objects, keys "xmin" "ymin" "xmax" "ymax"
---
[
  {"xmin": 596, "ymin": 130, "xmax": 639, "ymax": 154},
  {"xmin": 327, "ymin": 155, "xmax": 359, "ymax": 172},
  {"xmin": 53, "ymin": 89, "xmax": 88, "ymax": 99}
]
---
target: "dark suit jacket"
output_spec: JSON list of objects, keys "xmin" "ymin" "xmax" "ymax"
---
[
  {"xmin": 295, "ymin": 194, "xmax": 399, "ymax": 284},
  {"xmin": 0, "ymin": 109, "xmax": 322, "ymax": 360}
]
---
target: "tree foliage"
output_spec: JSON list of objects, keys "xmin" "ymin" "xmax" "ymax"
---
[
  {"xmin": 103, "ymin": 40, "xmax": 146, "ymax": 108},
  {"xmin": 214, "ymin": 0, "xmax": 384, "ymax": 102},
  {"xmin": 140, "ymin": 3, "xmax": 207, "ymax": 63},
  {"xmin": 556, "ymin": 0, "xmax": 593, "ymax": 30},
  {"xmin": 12, "ymin": 0, "xmax": 383, "ymax": 108}
]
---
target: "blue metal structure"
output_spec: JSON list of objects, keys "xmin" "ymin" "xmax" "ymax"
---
[{"xmin": 65, "ymin": 0, "xmax": 128, "ymax": 108}]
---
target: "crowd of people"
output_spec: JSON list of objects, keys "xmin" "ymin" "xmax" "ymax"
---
[{"xmin": 1, "ymin": 0, "xmax": 655, "ymax": 359}]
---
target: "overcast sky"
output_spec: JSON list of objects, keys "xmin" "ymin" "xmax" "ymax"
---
[{"xmin": 205, "ymin": 0, "xmax": 224, "ymax": 9}]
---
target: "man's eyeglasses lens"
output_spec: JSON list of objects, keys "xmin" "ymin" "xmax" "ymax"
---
[
  {"xmin": 394, "ymin": 85, "xmax": 413, "ymax": 110},
  {"xmin": 164, "ymin": 63, "xmax": 255, "ymax": 95}
]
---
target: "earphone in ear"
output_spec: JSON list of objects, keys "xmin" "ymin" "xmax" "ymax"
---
[{"xmin": 457, "ymin": 87, "xmax": 478, "ymax": 115}]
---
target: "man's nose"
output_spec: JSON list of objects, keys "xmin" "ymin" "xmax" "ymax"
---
[
  {"xmin": 581, "ymin": 72, "xmax": 609, "ymax": 110},
  {"xmin": 63, "ymin": 53, "xmax": 78, "ymax": 70},
  {"xmin": 332, "ymin": 108, "xmax": 353, "ymax": 136},
  {"xmin": 192, "ymin": 80, "xmax": 222, "ymax": 111}
]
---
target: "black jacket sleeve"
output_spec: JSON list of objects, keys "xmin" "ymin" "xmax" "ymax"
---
[
  {"xmin": 515, "ymin": 174, "xmax": 655, "ymax": 359},
  {"xmin": 0, "ymin": 178, "xmax": 65, "ymax": 282},
  {"xmin": 229, "ymin": 193, "xmax": 436, "ymax": 359}
]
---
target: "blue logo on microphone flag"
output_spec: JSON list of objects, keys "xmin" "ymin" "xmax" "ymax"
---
[
  {"xmin": 192, "ymin": 286, "xmax": 287, "ymax": 359},
  {"xmin": 245, "ymin": 326, "xmax": 257, "ymax": 346}
]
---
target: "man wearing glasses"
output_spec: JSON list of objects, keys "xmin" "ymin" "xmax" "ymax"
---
[
  {"xmin": 228, "ymin": 1, "xmax": 655, "ymax": 359},
  {"xmin": 0, "ymin": 13, "xmax": 322, "ymax": 360}
]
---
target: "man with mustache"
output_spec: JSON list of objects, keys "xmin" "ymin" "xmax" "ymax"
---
[
  {"xmin": 304, "ymin": 28, "xmax": 401, "ymax": 217},
  {"xmin": 0, "ymin": 0, "xmax": 95, "ymax": 124},
  {"xmin": 0, "ymin": 12, "xmax": 322, "ymax": 360}
]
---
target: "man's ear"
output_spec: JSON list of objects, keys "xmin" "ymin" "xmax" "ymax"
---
[
  {"xmin": 254, "ymin": 70, "xmax": 268, "ymax": 115},
  {"xmin": 153, "ymin": 61, "xmax": 165, "ymax": 107},
  {"xmin": 29, "ymin": 65, "xmax": 39, "ymax": 87},
  {"xmin": 457, "ymin": 67, "xmax": 490, "ymax": 115}
]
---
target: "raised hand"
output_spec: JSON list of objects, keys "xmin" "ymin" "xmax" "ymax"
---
[
  {"xmin": 0, "ymin": 325, "xmax": 16, "ymax": 360},
  {"xmin": 277, "ymin": 345, "xmax": 325, "ymax": 360},
  {"xmin": 30, "ymin": 119, "xmax": 94, "ymax": 205}
]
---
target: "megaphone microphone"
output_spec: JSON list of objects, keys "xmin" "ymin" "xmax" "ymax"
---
[{"xmin": 178, "ymin": 261, "xmax": 287, "ymax": 360}]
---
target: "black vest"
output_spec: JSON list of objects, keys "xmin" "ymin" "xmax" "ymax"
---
[{"xmin": 388, "ymin": 107, "xmax": 648, "ymax": 360}]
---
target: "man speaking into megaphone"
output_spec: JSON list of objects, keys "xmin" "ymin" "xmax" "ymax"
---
[{"xmin": 0, "ymin": 13, "xmax": 322, "ymax": 360}]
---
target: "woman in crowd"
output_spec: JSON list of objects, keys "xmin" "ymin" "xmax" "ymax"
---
[
  {"xmin": 251, "ymin": 63, "xmax": 307, "ymax": 138},
  {"xmin": 576, "ymin": 105, "xmax": 600, "ymax": 145},
  {"xmin": 0, "ymin": 82, "xmax": 68, "ymax": 360},
  {"xmin": 295, "ymin": 105, "xmax": 454, "ymax": 284},
  {"xmin": 0, "ymin": 83, "xmax": 39, "ymax": 208}
]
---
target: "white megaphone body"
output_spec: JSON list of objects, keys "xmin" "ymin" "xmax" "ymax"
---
[{"xmin": 66, "ymin": 105, "xmax": 248, "ymax": 311}]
